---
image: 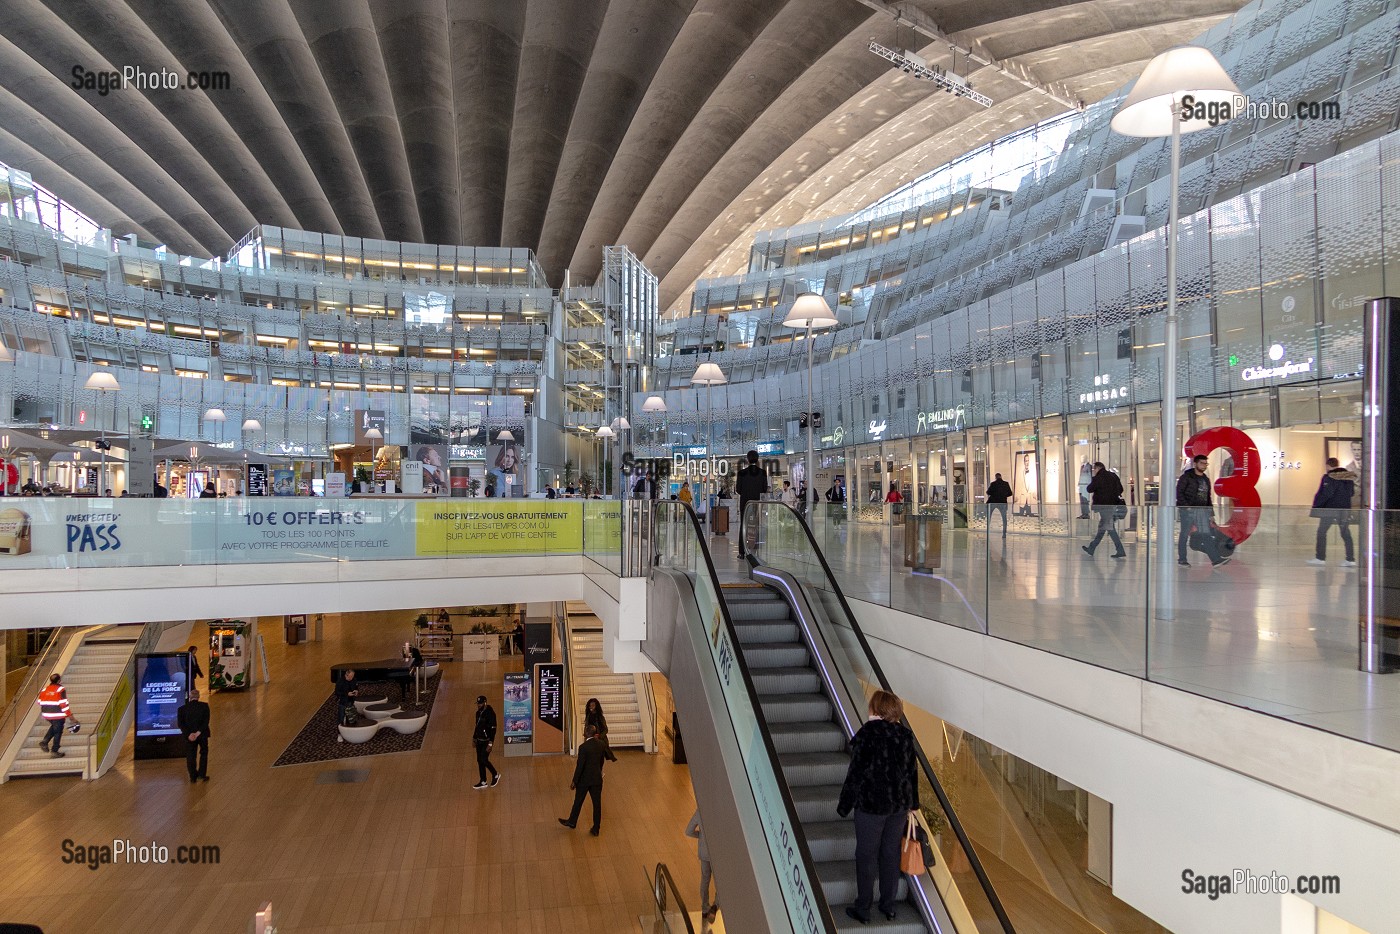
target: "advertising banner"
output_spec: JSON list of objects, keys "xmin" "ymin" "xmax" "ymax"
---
[
  {"xmin": 414, "ymin": 501, "xmax": 582, "ymax": 556},
  {"xmin": 209, "ymin": 501, "xmax": 416, "ymax": 563},
  {"xmin": 354, "ymin": 409, "xmax": 386, "ymax": 446},
  {"xmin": 247, "ymin": 463, "xmax": 268, "ymax": 496},
  {"xmin": 209, "ymin": 621, "xmax": 249, "ymax": 691},
  {"xmin": 135, "ymin": 653, "xmax": 190, "ymax": 739},
  {"xmin": 325, "ymin": 473, "xmax": 346, "ymax": 497},
  {"xmin": 533, "ymin": 662, "xmax": 564, "ymax": 754},
  {"xmin": 0, "ymin": 499, "xmax": 199, "ymax": 569},
  {"xmin": 407, "ymin": 444, "xmax": 450, "ymax": 494},
  {"xmin": 271, "ymin": 469, "xmax": 296, "ymax": 496},
  {"xmin": 503, "ymin": 672, "xmax": 533, "ymax": 752},
  {"xmin": 522, "ymin": 621, "xmax": 552, "ymax": 676},
  {"xmin": 449, "ymin": 466, "xmax": 470, "ymax": 498},
  {"xmin": 400, "ymin": 460, "xmax": 424, "ymax": 495}
]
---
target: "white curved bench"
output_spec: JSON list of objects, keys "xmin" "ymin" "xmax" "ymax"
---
[
  {"xmin": 337, "ymin": 712, "xmax": 428, "ymax": 743},
  {"xmin": 364, "ymin": 702, "xmax": 401, "ymax": 721},
  {"xmin": 353, "ymin": 695, "xmax": 389, "ymax": 713}
]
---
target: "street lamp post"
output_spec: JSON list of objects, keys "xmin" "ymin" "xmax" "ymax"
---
[
  {"xmin": 1111, "ymin": 46, "xmax": 1239, "ymax": 620},
  {"xmin": 783, "ymin": 293, "xmax": 839, "ymax": 509},
  {"xmin": 497, "ymin": 429, "xmax": 516, "ymax": 497},
  {"xmin": 690, "ymin": 363, "xmax": 727, "ymax": 528},
  {"xmin": 364, "ymin": 426, "xmax": 383, "ymax": 492},
  {"xmin": 84, "ymin": 370, "xmax": 120, "ymax": 496},
  {"xmin": 611, "ymin": 417, "xmax": 630, "ymax": 499},
  {"xmin": 596, "ymin": 425, "xmax": 615, "ymax": 496}
]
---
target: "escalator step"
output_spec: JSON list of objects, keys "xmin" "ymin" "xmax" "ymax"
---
[
  {"xmin": 789, "ymin": 784, "xmax": 847, "ymax": 823},
  {"xmin": 778, "ymin": 751, "xmax": 851, "ymax": 787},
  {"xmin": 742, "ymin": 643, "xmax": 810, "ymax": 669},
  {"xmin": 726, "ymin": 601, "xmax": 795, "ymax": 621},
  {"xmin": 733, "ymin": 621, "xmax": 801, "ymax": 644},
  {"xmin": 758, "ymin": 693, "xmax": 832, "ymax": 723},
  {"xmin": 750, "ymin": 667, "xmax": 821, "ymax": 694},
  {"xmin": 833, "ymin": 902, "xmax": 927, "ymax": 933},
  {"xmin": 768, "ymin": 721, "xmax": 848, "ymax": 754},
  {"xmin": 816, "ymin": 861, "xmax": 909, "ymax": 906},
  {"xmin": 802, "ymin": 819, "xmax": 858, "ymax": 861}
]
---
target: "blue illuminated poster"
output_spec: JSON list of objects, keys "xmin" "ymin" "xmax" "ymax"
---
[
  {"xmin": 135, "ymin": 653, "xmax": 190, "ymax": 737},
  {"xmin": 502, "ymin": 672, "xmax": 532, "ymax": 745}
]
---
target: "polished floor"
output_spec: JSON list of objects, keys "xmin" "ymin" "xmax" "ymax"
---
[
  {"xmin": 741, "ymin": 511, "xmax": 1400, "ymax": 753},
  {"xmin": 0, "ymin": 613, "xmax": 707, "ymax": 934}
]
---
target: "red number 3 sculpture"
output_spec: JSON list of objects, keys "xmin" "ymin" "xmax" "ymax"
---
[{"xmin": 1183, "ymin": 426, "xmax": 1261, "ymax": 544}]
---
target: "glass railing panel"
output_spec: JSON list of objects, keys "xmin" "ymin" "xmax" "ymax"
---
[
  {"xmin": 748, "ymin": 502, "xmax": 1016, "ymax": 934},
  {"xmin": 655, "ymin": 501, "xmax": 837, "ymax": 934}
]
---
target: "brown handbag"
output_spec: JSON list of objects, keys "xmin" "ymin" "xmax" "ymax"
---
[{"xmin": 900, "ymin": 812, "xmax": 925, "ymax": 875}]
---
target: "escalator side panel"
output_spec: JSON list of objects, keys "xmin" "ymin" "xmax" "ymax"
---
[{"xmin": 645, "ymin": 567, "xmax": 813, "ymax": 934}]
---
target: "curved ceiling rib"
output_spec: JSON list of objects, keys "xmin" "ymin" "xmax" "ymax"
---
[
  {"xmin": 565, "ymin": 0, "xmax": 790, "ymax": 279},
  {"xmin": 369, "ymin": 0, "xmax": 461, "ymax": 245},
  {"xmin": 123, "ymin": 0, "xmax": 344, "ymax": 236},
  {"xmin": 0, "ymin": 125, "xmax": 161, "ymax": 246},
  {"xmin": 448, "ymin": 0, "xmax": 527, "ymax": 246},
  {"xmin": 38, "ymin": 0, "xmax": 299, "ymax": 236},
  {"xmin": 209, "ymin": 0, "xmax": 384, "ymax": 240},
  {"xmin": 533, "ymin": 0, "xmax": 695, "ymax": 280},
  {"xmin": 0, "ymin": 0, "xmax": 1246, "ymax": 292},
  {"xmin": 500, "ymin": 0, "xmax": 608, "ymax": 252},
  {"xmin": 290, "ymin": 0, "xmax": 423, "ymax": 244}
]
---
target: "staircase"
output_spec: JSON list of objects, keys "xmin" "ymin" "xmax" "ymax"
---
[
  {"xmin": 6, "ymin": 629, "xmax": 139, "ymax": 780},
  {"xmin": 722, "ymin": 583, "xmax": 927, "ymax": 933},
  {"xmin": 569, "ymin": 626, "xmax": 646, "ymax": 751}
]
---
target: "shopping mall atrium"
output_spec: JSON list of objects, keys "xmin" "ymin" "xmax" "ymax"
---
[{"xmin": 0, "ymin": 0, "xmax": 1397, "ymax": 931}]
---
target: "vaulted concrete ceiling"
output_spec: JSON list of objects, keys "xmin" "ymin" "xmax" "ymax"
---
[{"xmin": 0, "ymin": 0, "xmax": 1242, "ymax": 308}]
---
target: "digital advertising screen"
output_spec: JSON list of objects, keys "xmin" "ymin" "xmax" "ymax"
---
[{"xmin": 135, "ymin": 653, "xmax": 191, "ymax": 738}]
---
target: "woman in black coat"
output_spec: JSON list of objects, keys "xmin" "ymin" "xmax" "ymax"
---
[
  {"xmin": 583, "ymin": 697, "xmax": 617, "ymax": 762},
  {"xmin": 837, "ymin": 690, "xmax": 920, "ymax": 924}
]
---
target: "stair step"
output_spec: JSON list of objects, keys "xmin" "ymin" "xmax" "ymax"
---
[
  {"xmin": 832, "ymin": 901, "xmax": 926, "ymax": 934},
  {"xmin": 790, "ymin": 785, "xmax": 847, "ymax": 823},
  {"xmin": 816, "ymin": 861, "xmax": 908, "ymax": 907},
  {"xmin": 733, "ymin": 621, "xmax": 801, "ymax": 644},
  {"xmin": 743, "ymin": 643, "xmax": 810, "ymax": 669},
  {"xmin": 8, "ymin": 758, "xmax": 85, "ymax": 775},
  {"xmin": 750, "ymin": 667, "xmax": 821, "ymax": 695},
  {"xmin": 802, "ymin": 820, "xmax": 858, "ymax": 862}
]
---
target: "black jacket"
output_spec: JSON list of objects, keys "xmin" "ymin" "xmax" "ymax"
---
[
  {"xmin": 985, "ymin": 479, "xmax": 1012, "ymax": 504},
  {"xmin": 1312, "ymin": 468, "xmax": 1357, "ymax": 511},
  {"xmin": 736, "ymin": 463, "xmax": 767, "ymax": 502},
  {"xmin": 573, "ymin": 736, "xmax": 606, "ymax": 787},
  {"xmin": 585, "ymin": 707, "xmax": 609, "ymax": 738},
  {"xmin": 1176, "ymin": 469, "xmax": 1213, "ymax": 508},
  {"xmin": 1086, "ymin": 470, "xmax": 1125, "ymax": 507},
  {"xmin": 473, "ymin": 705, "xmax": 497, "ymax": 745},
  {"xmin": 177, "ymin": 700, "xmax": 211, "ymax": 739},
  {"xmin": 189, "ymin": 652, "xmax": 203, "ymax": 680},
  {"xmin": 837, "ymin": 718, "xmax": 920, "ymax": 817},
  {"xmin": 826, "ymin": 483, "xmax": 846, "ymax": 503},
  {"xmin": 335, "ymin": 678, "xmax": 359, "ymax": 701}
]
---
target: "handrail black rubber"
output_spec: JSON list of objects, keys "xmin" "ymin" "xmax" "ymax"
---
[
  {"xmin": 652, "ymin": 862, "xmax": 697, "ymax": 934},
  {"xmin": 654, "ymin": 501, "xmax": 839, "ymax": 934},
  {"xmin": 743, "ymin": 501, "xmax": 1018, "ymax": 934}
]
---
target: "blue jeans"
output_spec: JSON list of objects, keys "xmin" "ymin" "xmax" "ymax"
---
[
  {"xmin": 988, "ymin": 503, "xmax": 1008, "ymax": 535},
  {"xmin": 42, "ymin": 718, "xmax": 64, "ymax": 751}
]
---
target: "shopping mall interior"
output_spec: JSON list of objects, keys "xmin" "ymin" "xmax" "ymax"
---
[{"xmin": 1, "ymin": 0, "xmax": 1398, "ymax": 931}]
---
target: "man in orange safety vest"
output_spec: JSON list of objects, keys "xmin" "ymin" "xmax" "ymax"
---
[{"xmin": 37, "ymin": 673, "xmax": 76, "ymax": 758}]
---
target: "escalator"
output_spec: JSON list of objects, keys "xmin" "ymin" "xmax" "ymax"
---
[{"xmin": 645, "ymin": 501, "xmax": 1015, "ymax": 934}]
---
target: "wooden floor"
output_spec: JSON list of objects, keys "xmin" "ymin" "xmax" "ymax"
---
[{"xmin": 0, "ymin": 612, "xmax": 706, "ymax": 934}]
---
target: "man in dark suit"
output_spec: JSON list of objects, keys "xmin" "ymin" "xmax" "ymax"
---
[
  {"xmin": 472, "ymin": 695, "xmax": 499, "ymax": 789},
  {"xmin": 735, "ymin": 449, "xmax": 768, "ymax": 559},
  {"xmin": 559, "ymin": 724, "xmax": 606, "ymax": 835},
  {"xmin": 177, "ymin": 689, "xmax": 211, "ymax": 782}
]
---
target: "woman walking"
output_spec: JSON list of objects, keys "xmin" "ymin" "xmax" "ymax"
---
[
  {"xmin": 837, "ymin": 690, "xmax": 920, "ymax": 924},
  {"xmin": 584, "ymin": 697, "xmax": 618, "ymax": 762}
]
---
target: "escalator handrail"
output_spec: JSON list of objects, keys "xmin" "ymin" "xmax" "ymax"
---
[
  {"xmin": 654, "ymin": 500, "xmax": 840, "ymax": 934},
  {"xmin": 651, "ymin": 862, "xmax": 697, "ymax": 934},
  {"xmin": 744, "ymin": 501, "xmax": 1018, "ymax": 934}
]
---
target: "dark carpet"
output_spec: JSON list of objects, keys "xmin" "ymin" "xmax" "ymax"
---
[{"xmin": 272, "ymin": 676, "xmax": 443, "ymax": 767}]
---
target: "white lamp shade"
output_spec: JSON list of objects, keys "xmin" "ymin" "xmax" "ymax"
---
[
  {"xmin": 496, "ymin": 430, "xmax": 515, "ymax": 442},
  {"xmin": 596, "ymin": 425, "xmax": 615, "ymax": 439},
  {"xmin": 783, "ymin": 292, "xmax": 839, "ymax": 330},
  {"xmin": 203, "ymin": 408, "xmax": 227, "ymax": 422},
  {"xmin": 1110, "ymin": 46, "xmax": 1241, "ymax": 138},
  {"xmin": 690, "ymin": 362, "xmax": 727, "ymax": 386},
  {"xmin": 363, "ymin": 427, "xmax": 383, "ymax": 441},
  {"xmin": 642, "ymin": 396, "xmax": 667, "ymax": 413},
  {"xmin": 611, "ymin": 417, "xmax": 631, "ymax": 431},
  {"xmin": 84, "ymin": 370, "xmax": 121, "ymax": 391},
  {"xmin": 0, "ymin": 342, "xmax": 12, "ymax": 362},
  {"xmin": 241, "ymin": 419, "xmax": 263, "ymax": 432}
]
